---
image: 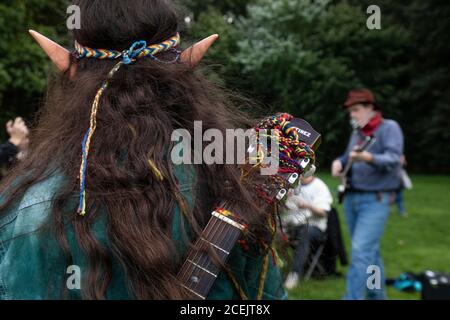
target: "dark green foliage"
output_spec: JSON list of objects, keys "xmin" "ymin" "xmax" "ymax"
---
[
  {"xmin": 0, "ymin": 0, "xmax": 448, "ymax": 172},
  {"xmin": 0, "ymin": 0, "xmax": 69, "ymax": 136},
  {"xmin": 186, "ymin": 0, "xmax": 449, "ymax": 172}
]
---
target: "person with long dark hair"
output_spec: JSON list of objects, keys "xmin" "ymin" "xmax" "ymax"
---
[{"xmin": 0, "ymin": 0, "xmax": 289, "ymax": 300}]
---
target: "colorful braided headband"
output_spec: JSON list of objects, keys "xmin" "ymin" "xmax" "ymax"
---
[
  {"xmin": 74, "ymin": 33, "xmax": 181, "ymax": 64},
  {"xmin": 76, "ymin": 34, "xmax": 181, "ymax": 216}
]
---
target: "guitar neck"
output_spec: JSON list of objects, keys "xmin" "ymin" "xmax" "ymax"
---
[
  {"xmin": 341, "ymin": 159, "xmax": 354, "ymax": 178},
  {"xmin": 175, "ymin": 115, "xmax": 318, "ymax": 299},
  {"xmin": 340, "ymin": 136, "xmax": 375, "ymax": 182},
  {"xmin": 177, "ymin": 210, "xmax": 246, "ymax": 300}
]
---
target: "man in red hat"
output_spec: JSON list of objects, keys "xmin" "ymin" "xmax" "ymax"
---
[{"xmin": 332, "ymin": 89, "xmax": 404, "ymax": 300}]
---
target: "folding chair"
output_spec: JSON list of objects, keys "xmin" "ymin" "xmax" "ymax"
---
[
  {"xmin": 280, "ymin": 224, "xmax": 327, "ymax": 282},
  {"xmin": 303, "ymin": 238, "xmax": 327, "ymax": 281},
  {"xmin": 304, "ymin": 207, "xmax": 348, "ymax": 280}
]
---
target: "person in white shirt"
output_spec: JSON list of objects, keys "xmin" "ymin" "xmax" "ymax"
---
[{"xmin": 282, "ymin": 175, "xmax": 333, "ymax": 289}]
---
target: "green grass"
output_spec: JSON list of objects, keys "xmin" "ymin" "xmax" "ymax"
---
[{"xmin": 286, "ymin": 173, "xmax": 450, "ymax": 300}]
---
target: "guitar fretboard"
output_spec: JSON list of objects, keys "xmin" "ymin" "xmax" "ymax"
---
[{"xmin": 177, "ymin": 210, "xmax": 245, "ymax": 300}]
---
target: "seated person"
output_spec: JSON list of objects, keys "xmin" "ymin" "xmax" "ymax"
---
[
  {"xmin": 282, "ymin": 175, "xmax": 333, "ymax": 289},
  {"xmin": 0, "ymin": 117, "xmax": 29, "ymax": 175}
]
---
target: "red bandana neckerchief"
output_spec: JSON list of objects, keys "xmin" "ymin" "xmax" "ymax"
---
[{"xmin": 361, "ymin": 111, "xmax": 383, "ymax": 137}]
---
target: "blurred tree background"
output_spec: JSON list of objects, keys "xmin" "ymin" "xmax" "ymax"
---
[
  {"xmin": 0, "ymin": 0, "xmax": 449, "ymax": 172},
  {"xmin": 0, "ymin": 0, "xmax": 68, "ymax": 127}
]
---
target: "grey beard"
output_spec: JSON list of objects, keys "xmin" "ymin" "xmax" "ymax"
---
[
  {"xmin": 350, "ymin": 111, "xmax": 376, "ymax": 130},
  {"xmin": 350, "ymin": 118, "xmax": 360, "ymax": 130}
]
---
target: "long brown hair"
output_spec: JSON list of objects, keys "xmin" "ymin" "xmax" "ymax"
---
[{"xmin": 0, "ymin": 0, "xmax": 270, "ymax": 299}]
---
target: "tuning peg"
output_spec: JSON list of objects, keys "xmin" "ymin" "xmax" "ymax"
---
[{"xmin": 302, "ymin": 164, "xmax": 316, "ymax": 179}]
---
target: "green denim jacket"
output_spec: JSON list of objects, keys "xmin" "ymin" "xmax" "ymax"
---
[{"xmin": 0, "ymin": 164, "xmax": 287, "ymax": 300}]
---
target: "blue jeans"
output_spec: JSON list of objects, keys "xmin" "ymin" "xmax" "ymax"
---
[
  {"xmin": 395, "ymin": 190, "xmax": 406, "ymax": 215},
  {"xmin": 343, "ymin": 192, "xmax": 391, "ymax": 300}
]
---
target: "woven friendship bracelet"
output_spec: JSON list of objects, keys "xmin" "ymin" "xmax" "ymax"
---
[{"xmin": 74, "ymin": 33, "xmax": 180, "ymax": 61}]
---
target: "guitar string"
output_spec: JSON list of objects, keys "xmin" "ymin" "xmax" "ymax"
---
[
  {"xmin": 184, "ymin": 212, "xmax": 228, "ymax": 296},
  {"xmin": 199, "ymin": 212, "xmax": 238, "ymax": 295},
  {"xmin": 179, "ymin": 130, "xmax": 303, "ymax": 295},
  {"xmin": 179, "ymin": 115, "xmax": 317, "ymax": 297},
  {"xmin": 178, "ymin": 205, "xmax": 225, "ymax": 294},
  {"xmin": 181, "ymin": 177, "xmax": 282, "ymax": 296},
  {"xmin": 187, "ymin": 198, "xmax": 243, "ymax": 295},
  {"xmin": 178, "ymin": 213, "xmax": 220, "ymax": 289},
  {"xmin": 190, "ymin": 207, "xmax": 233, "ymax": 295}
]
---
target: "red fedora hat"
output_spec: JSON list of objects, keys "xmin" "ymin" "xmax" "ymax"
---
[{"xmin": 344, "ymin": 89, "xmax": 376, "ymax": 108}]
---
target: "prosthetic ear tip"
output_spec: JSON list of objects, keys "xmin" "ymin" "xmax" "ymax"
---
[
  {"xmin": 206, "ymin": 34, "xmax": 220, "ymax": 43},
  {"xmin": 180, "ymin": 34, "xmax": 220, "ymax": 66},
  {"xmin": 28, "ymin": 29, "xmax": 71, "ymax": 73}
]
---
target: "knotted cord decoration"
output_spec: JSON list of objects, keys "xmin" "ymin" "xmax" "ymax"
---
[
  {"xmin": 246, "ymin": 113, "xmax": 316, "ymax": 206},
  {"xmin": 255, "ymin": 113, "xmax": 316, "ymax": 174},
  {"xmin": 77, "ymin": 35, "xmax": 181, "ymax": 216},
  {"xmin": 75, "ymin": 33, "xmax": 181, "ymax": 63},
  {"xmin": 224, "ymin": 113, "xmax": 317, "ymax": 298}
]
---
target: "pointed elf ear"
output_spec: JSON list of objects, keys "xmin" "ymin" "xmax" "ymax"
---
[
  {"xmin": 29, "ymin": 30, "xmax": 218, "ymax": 71},
  {"xmin": 180, "ymin": 34, "xmax": 219, "ymax": 66},
  {"xmin": 29, "ymin": 30, "xmax": 72, "ymax": 73}
]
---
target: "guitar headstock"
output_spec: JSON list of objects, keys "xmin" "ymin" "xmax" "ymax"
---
[
  {"xmin": 244, "ymin": 113, "xmax": 322, "ymax": 206},
  {"xmin": 209, "ymin": 113, "xmax": 321, "ymax": 230},
  {"xmin": 177, "ymin": 113, "xmax": 321, "ymax": 299}
]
